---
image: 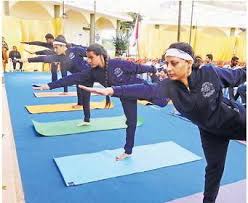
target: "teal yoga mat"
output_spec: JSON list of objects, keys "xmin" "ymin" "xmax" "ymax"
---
[
  {"xmin": 33, "ymin": 115, "xmax": 143, "ymax": 136},
  {"xmin": 54, "ymin": 141, "xmax": 202, "ymax": 186}
]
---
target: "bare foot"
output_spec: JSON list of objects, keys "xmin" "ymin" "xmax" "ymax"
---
[
  {"xmin": 115, "ymin": 153, "xmax": 131, "ymax": 161},
  {"xmin": 77, "ymin": 121, "xmax": 91, "ymax": 127},
  {"xmin": 72, "ymin": 104, "xmax": 82, "ymax": 109}
]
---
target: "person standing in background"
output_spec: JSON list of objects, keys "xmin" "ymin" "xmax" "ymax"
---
[
  {"xmin": 21, "ymin": 33, "xmax": 63, "ymax": 83},
  {"xmin": 223, "ymin": 56, "xmax": 241, "ymax": 101},
  {"xmin": 2, "ymin": 37, "xmax": 9, "ymax": 72},
  {"xmin": 9, "ymin": 46, "xmax": 23, "ymax": 71},
  {"xmin": 205, "ymin": 54, "xmax": 214, "ymax": 65}
]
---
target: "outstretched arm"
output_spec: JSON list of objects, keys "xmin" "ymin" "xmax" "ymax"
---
[
  {"xmin": 79, "ymin": 80, "xmax": 171, "ymax": 107},
  {"xmin": 78, "ymin": 85, "xmax": 114, "ymax": 96},
  {"xmin": 214, "ymin": 67, "xmax": 246, "ymax": 88},
  {"xmin": 117, "ymin": 60, "xmax": 157, "ymax": 74},
  {"xmin": 24, "ymin": 49, "xmax": 55, "ymax": 55},
  {"xmin": 112, "ymin": 82, "xmax": 163, "ymax": 100},
  {"xmin": 27, "ymin": 55, "xmax": 61, "ymax": 63},
  {"xmin": 35, "ymin": 49, "xmax": 55, "ymax": 55},
  {"xmin": 21, "ymin": 41, "xmax": 52, "ymax": 49},
  {"xmin": 33, "ymin": 70, "xmax": 92, "ymax": 90}
]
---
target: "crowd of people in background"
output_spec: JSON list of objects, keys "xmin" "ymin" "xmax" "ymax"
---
[{"xmin": 123, "ymin": 54, "xmax": 246, "ymax": 69}]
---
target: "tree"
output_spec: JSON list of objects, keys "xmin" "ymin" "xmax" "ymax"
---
[
  {"xmin": 120, "ymin": 12, "xmax": 142, "ymax": 38},
  {"xmin": 112, "ymin": 33, "xmax": 129, "ymax": 56},
  {"xmin": 113, "ymin": 12, "xmax": 142, "ymax": 56}
]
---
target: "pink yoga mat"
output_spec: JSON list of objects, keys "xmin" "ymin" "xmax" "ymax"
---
[{"xmin": 167, "ymin": 180, "xmax": 246, "ymax": 203}]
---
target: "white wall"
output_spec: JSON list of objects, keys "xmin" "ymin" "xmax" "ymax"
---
[
  {"xmin": 96, "ymin": 17, "xmax": 116, "ymax": 56},
  {"xmin": 63, "ymin": 10, "xmax": 90, "ymax": 46},
  {"xmin": 10, "ymin": 1, "xmax": 52, "ymax": 20}
]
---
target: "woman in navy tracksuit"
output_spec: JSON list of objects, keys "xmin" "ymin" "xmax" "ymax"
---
[
  {"xmin": 21, "ymin": 33, "xmax": 63, "ymax": 83},
  {"xmin": 22, "ymin": 34, "xmax": 85, "ymax": 90},
  {"xmin": 26, "ymin": 36, "xmax": 91, "ymax": 124},
  {"xmin": 80, "ymin": 42, "xmax": 246, "ymax": 203},
  {"xmin": 34, "ymin": 43, "xmax": 166, "ymax": 161}
]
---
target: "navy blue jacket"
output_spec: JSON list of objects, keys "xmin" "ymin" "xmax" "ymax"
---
[
  {"xmin": 47, "ymin": 58, "xmax": 166, "ymax": 105},
  {"xmin": 28, "ymin": 47, "xmax": 88, "ymax": 73},
  {"xmin": 112, "ymin": 65, "xmax": 246, "ymax": 136},
  {"xmin": 9, "ymin": 50, "xmax": 21, "ymax": 60},
  {"xmin": 48, "ymin": 59, "xmax": 156, "ymax": 89},
  {"xmin": 47, "ymin": 59, "xmax": 157, "ymax": 89}
]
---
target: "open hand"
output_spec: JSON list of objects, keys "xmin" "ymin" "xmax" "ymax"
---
[
  {"xmin": 32, "ymin": 84, "xmax": 50, "ymax": 90},
  {"xmin": 78, "ymin": 85, "xmax": 114, "ymax": 96}
]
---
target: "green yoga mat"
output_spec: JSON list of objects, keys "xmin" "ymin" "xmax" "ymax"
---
[{"xmin": 32, "ymin": 115, "xmax": 144, "ymax": 136}]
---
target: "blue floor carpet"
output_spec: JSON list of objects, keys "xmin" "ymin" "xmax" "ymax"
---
[{"xmin": 4, "ymin": 72, "xmax": 246, "ymax": 203}]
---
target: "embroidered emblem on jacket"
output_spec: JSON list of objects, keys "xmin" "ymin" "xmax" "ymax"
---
[
  {"xmin": 201, "ymin": 82, "xmax": 215, "ymax": 98},
  {"xmin": 69, "ymin": 52, "xmax": 75, "ymax": 59},
  {"xmin": 114, "ymin": 67, "xmax": 123, "ymax": 77}
]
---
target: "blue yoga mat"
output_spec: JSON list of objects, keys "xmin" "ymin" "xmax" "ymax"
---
[{"xmin": 54, "ymin": 141, "xmax": 201, "ymax": 186}]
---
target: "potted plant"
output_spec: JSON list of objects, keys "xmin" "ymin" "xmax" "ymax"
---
[{"xmin": 112, "ymin": 34, "xmax": 129, "ymax": 56}]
